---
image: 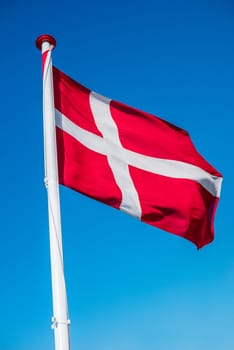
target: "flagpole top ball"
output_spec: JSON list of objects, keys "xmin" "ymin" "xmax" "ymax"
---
[{"xmin": 36, "ymin": 34, "xmax": 56, "ymax": 50}]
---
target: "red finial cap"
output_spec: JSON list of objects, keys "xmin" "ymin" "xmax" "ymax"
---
[{"xmin": 35, "ymin": 34, "xmax": 56, "ymax": 50}]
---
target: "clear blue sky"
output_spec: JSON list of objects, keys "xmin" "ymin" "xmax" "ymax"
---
[{"xmin": 1, "ymin": 1, "xmax": 234, "ymax": 349}]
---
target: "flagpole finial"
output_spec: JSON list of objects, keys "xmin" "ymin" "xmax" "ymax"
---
[{"xmin": 36, "ymin": 34, "xmax": 56, "ymax": 51}]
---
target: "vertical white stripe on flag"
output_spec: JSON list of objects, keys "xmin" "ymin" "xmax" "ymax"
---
[{"xmin": 90, "ymin": 91, "xmax": 142, "ymax": 219}]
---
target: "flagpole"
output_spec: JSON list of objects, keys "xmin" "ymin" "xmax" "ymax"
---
[{"xmin": 36, "ymin": 34, "xmax": 70, "ymax": 350}]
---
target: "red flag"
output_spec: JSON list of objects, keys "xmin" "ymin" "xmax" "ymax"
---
[{"xmin": 53, "ymin": 67, "xmax": 222, "ymax": 248}]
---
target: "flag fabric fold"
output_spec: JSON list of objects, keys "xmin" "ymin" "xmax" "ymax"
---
[{"xmin": 53, "ymin": 66, "xmax": 222, "ymax": 248}]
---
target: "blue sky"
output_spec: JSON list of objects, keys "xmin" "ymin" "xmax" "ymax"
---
[{"xmin": 1, "ymin": 0, "xmax": 234, "ymax": 349}]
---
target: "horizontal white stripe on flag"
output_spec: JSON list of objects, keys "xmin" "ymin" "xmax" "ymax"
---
[{"xmin": 55, "ymin": 109, "xmax": 222, "ymax": 198}]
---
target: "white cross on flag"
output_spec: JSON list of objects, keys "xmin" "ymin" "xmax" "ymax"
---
[{"xmin": 53, "ymin": 67, "xmax": 222, "ymax": 249}]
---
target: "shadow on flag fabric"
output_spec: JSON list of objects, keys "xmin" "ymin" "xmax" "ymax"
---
[{"xmin": 53, "ymin": 66, "xmax": 222, "ymax": 249}]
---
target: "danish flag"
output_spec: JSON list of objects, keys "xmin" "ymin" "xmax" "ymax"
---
[{"xmin": 53, "ymin": 67, "xmax": 222, "ymax": 248}]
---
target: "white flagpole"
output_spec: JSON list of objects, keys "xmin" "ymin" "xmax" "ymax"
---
[{"xmin": 36, "ymin": 34, "xmax": 70, "ymax": 350}]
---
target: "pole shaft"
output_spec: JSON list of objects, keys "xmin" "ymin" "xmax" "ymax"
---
[{"xmin": 39, "ymin": 37, "xmax": 70, "ymax": 350}]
